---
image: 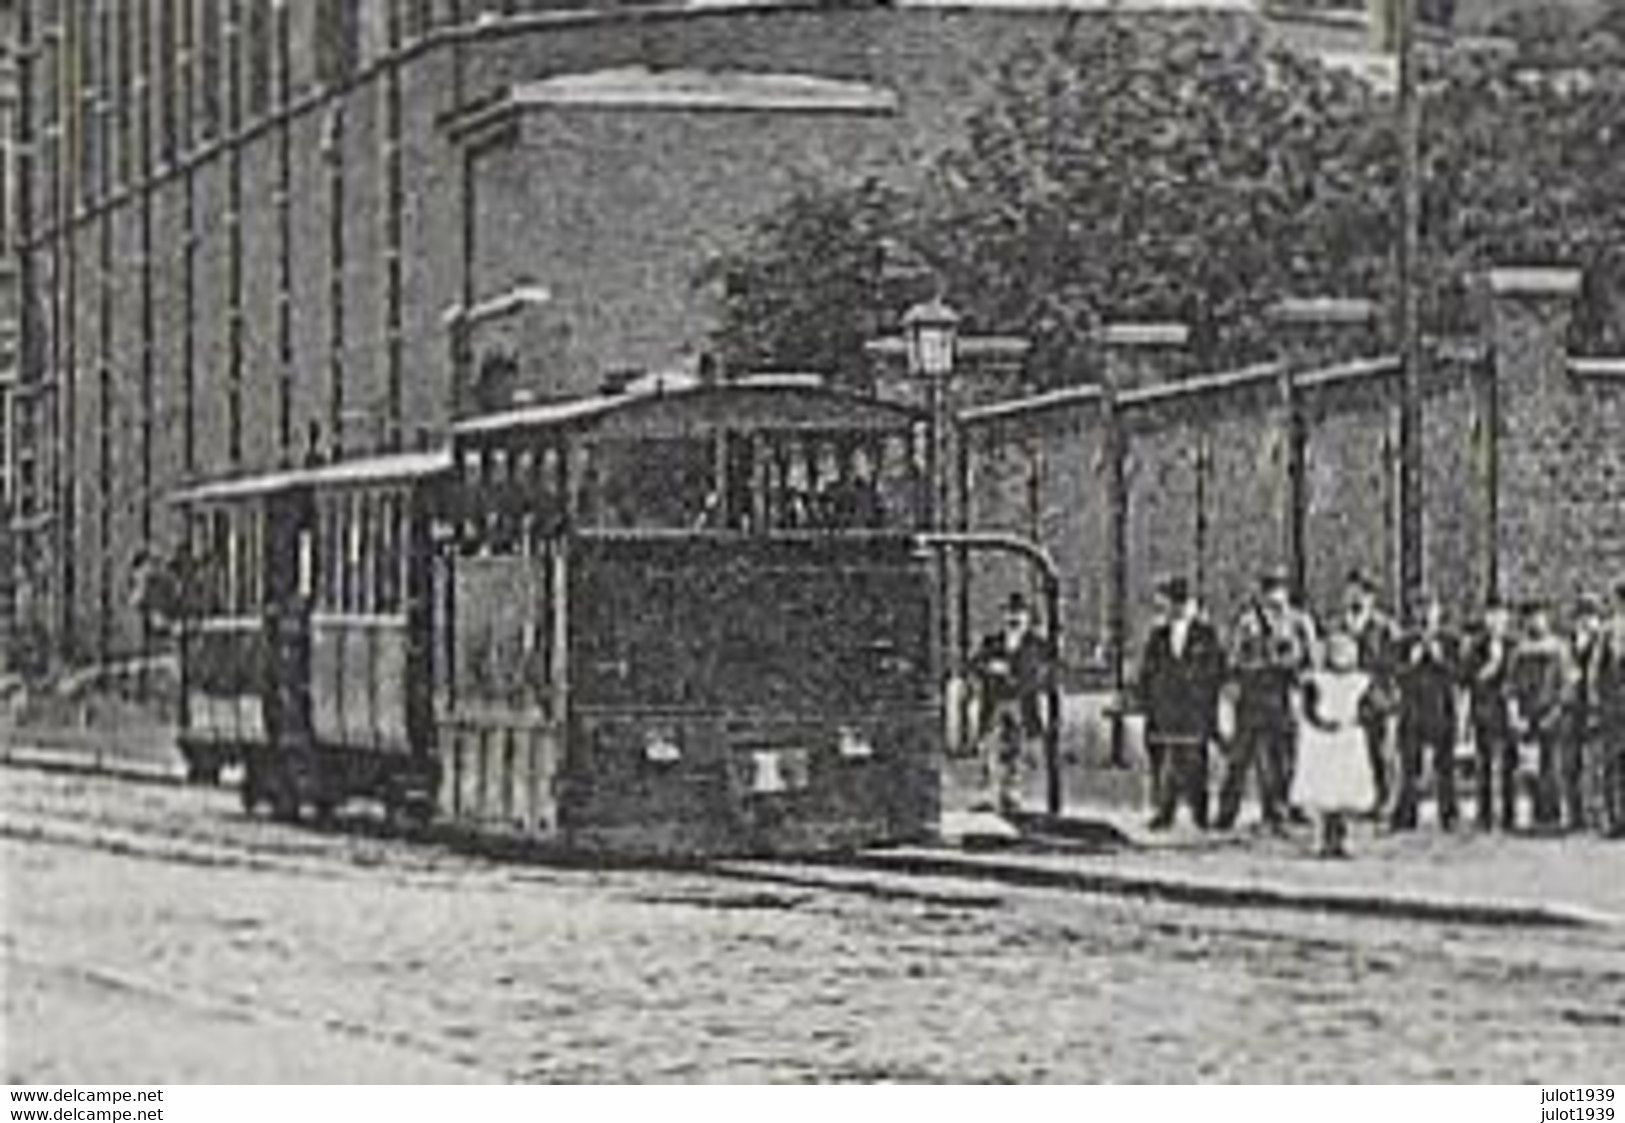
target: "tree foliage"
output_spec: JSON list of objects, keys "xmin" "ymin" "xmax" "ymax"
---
[{"xmin": 702, "ymin": 11, "xmax": 1625, "ymax": 387}]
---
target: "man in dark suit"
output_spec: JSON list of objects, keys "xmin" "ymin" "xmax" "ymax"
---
[
  {"xmin": 1392, "ymin": 593, "xmax": 1461, "ymax": 830},
  {"xmin": 1339, "ymin": 569, "xmax": 1401, "ymax": 817},
  {"xmin": 1217, "ymin": 568, "xmax": 1317, "ymax": 831},
  {"xmin": 971, "ymin": 592, "xmax": 1055, "ymax": 816},
  {"xmin": 1463, "ymin": 597, "xmax": 1517, "ymax": 830},
  {"xmin": 1138, "ymin": 577, "xmax": 1225, "ymax": 830}
]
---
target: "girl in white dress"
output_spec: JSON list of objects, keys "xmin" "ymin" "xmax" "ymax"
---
[{"xmin": 1292, "ymin": 631, "xmax": 1377, "ymax": 857}]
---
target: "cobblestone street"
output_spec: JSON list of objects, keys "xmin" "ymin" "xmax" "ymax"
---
[{"xmin": 5, "ymin": 767, "xmax": 1625, "ymax": 1083}]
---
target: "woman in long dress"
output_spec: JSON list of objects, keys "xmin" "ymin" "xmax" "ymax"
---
[{"xmin": 1292, "ymin": 631, "xmax": 1377, "ymax": 857}]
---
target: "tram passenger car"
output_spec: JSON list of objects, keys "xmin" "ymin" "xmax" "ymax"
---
[
  {"xmin": 172, "ymin": 376, "xmax": 941, "ymax": 856},
  {"xmin": 173, "ymin": 450, "xmax": 448, "ymax": 823}
]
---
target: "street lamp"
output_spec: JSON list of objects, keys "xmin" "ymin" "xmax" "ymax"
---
[
  {"xmin": 901, "ymin": 298, "xmax": 960, "ymax": 533},
  {"xmin": 444, "ymin": 283, "xmax": 553, "ymax": 418},
  {"xmin": 902, "ymin": 297, "xmax": 961, "ymax": 381}
]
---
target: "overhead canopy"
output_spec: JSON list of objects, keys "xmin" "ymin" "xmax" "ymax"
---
[{"xmin": 169, "ymin": 449, "xmax": 453, "ymax": 507}]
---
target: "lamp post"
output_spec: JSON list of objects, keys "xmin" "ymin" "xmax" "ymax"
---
[
  {"xmin": 902, "ymin": 298, "xmax": 961, "ymax": 761},
  {"xmin": 444, "ymin": 283, "xmax": 553, "ymax": 419},
  {"xmin": 1395, "ymin": 0, "xmax": 1425, "ymax": 626},
  {"xmin": 902, "ymin": 297, "xmax": 960, "ymax": 532}
]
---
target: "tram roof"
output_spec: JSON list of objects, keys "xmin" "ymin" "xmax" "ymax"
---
[
  {"xmin": 169, "ymin": 448, "xmax": 454, "ymax": 506},
  {"xmin": 453, "ymin": 376, "xmax": 925, "ymax": 443}
]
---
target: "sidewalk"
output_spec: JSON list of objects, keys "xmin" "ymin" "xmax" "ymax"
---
[
  {"xmin": 7, "ymin": 717, "xmax": 1624, "ymax": 930},
  {"xmin": 935, "ymin": 753, "xmax": 1625, "ymax": 929}
]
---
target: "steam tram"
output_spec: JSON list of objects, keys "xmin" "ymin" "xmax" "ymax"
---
[{"xmin": 173, "ymin": 377, "xmax": 941, "ymax": 856}]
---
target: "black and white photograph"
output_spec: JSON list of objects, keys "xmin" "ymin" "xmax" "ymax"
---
[{"xmin": 2, "ymin": 0, "xmax": 1624, "ymax": 1099}]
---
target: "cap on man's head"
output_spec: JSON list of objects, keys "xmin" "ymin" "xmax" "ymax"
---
[
  {"xmin": 1346, "ymin": 568, "xmax": 1376, "ymax": 593},
  {"xmin": 1259, "ymin": 567, "xmax": 1290, "ymax": 593},
  {"xmin": 1005, "ymin": 592, "xmax": 1030, "ymax": 615},
  {"xmin": 1576, "ymin": 593, "xmax": 1604, "ymax": 617},
  {"xmin": 1520, "ymin": 597, "xmax": 1549, "ymax": 617},
  {"xmin": 1158, "ymin": 576, "xmax": 1191, "ymax": 603}
]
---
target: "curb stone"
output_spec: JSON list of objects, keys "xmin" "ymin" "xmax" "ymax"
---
[
  {"xmin": 832, "ymin": 847, "xmax": 1622, "ymax": 931},
  {"xmin": 0, "ymin": 743, "xmax": 189, "ymax": 786}
]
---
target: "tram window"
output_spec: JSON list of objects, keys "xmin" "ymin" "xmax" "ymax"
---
[
  {"xmin": 332, "ymin": 497, "xmax": 346, "ymax": 611},
  {"xmin": 298, "ymin": 528, "xmax": 316, "ymax": 602},
  {"xmin": 212, "ymin": 509, "xmax": 232, "ymax": 615},
  {"xmin": 321, "ymin": 500, "xmax": 339, "ymax": 611},
  {"xmin": 347, "ymin": 494, "xmax": 367, "ymax": 614},
  {"xmin": 357, "ymin": 494, "xmax": 373, "ymax": 614},
  {"xmin": 236, "ymin": 513, "xmax": 260, "ymax": 613},
  {"xmin": 375, "ymin": 492, "xmax": 402, "ymax": 613},
  {"xmin": 751, "ymin": 434, "xmax": 897, "ymax": 532},
  {"xmin": 589, "ymin": 438, "xmax": 711, "ymax": 530}
]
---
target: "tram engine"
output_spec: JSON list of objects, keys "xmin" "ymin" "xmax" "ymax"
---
[{"xmin": 172, "ymin": 377, "xmax": 942, "ymax": 856}]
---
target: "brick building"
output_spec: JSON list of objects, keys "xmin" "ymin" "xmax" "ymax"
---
[
  {"xmin": 13, "ymin": 0, "xmax": 1408, "ymax": 665},
  {"xmin": 0, "ymin": 0, "xmax": 20, "ymax": 668}
]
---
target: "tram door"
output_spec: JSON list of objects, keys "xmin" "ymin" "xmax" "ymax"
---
[{"xmin": 436, "ymin": 546, "xmax": 566, "ymax": 838}]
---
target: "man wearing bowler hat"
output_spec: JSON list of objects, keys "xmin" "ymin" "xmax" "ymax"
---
[
  {"xmin": 1217, "ymin": 567, "xmax": 1317, "ymax": 831},
  {"xmin": 1137, "ymin": 576, "xmax": 1226, "ymax": 829},
  {"xmin": 971, "ymin": 591, "xmax": 1055, "ymax": 816}
]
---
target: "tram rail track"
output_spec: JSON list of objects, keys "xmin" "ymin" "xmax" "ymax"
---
[
  {"xmin": 5, "ymin": 747, "xmax": 1621, "ymax": 932},
  {"xmin": 0, "ymin": 753, "xmax": 1020, "ymax": 912}
]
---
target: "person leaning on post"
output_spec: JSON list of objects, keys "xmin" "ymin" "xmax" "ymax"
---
[{"xmin": 1136, "ymin": 576, "xmax": 1226, "ymax": 831}]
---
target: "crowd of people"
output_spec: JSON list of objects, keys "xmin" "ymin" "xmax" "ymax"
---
[
  {"xmin": 1135, "ymin": 569, "xmax": 1625, "ymax": 856},
  {"xmin": 968, "ymin": 569, "xmax": 1625, "ymax": 858}
]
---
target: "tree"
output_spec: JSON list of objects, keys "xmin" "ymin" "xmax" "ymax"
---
[
  {"xmin": 921, "ymin": 16, "xmax": 1393, "ymax": 377},
  {"xmin": 703, "ymin": 11, "xmax": 1625, "ymax": 386},
  {"xmin": 696, "ymin": 178, "xmax": 915, "ymax": 384}
]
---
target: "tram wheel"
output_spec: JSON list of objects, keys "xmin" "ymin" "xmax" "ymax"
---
[
  {"xmin": 268, "ymin": 773, "xmax": 301, "ymax": 823},
  {"xmin": 382, "ymin": 789, "xmax": 432, "ymax": 838},
  {"xmin": 183, "ymin": 754, "xmax": 221, "ymax": 786}
]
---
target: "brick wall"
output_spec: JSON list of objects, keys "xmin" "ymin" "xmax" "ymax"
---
[
  {"xmin": 1491, "ymin": 270, "xmax": 1625, "ymax": 608},
  {"xmin": 961, "ymin": 340, "xmax": 1500, "ymax": 689}
]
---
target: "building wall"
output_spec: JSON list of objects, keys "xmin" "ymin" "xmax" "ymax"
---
[
  {"xmin": 11, "ymin": 0, "xmax": 1271, "ymax": 661},
  {"xmin": 17, "ymin": 0, "xmax": 1606, "ymax": 669},
  {"xmin": 962, "ymin": 287, "xmax": 1625, "ymax": 693},
  {"xmin": 469, "ymin": 99, "xmax": 901, "ymax": 392},
  {"xmin": 1491, "ymin": 273, "xmax": 1625, "ymax": 608}
]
